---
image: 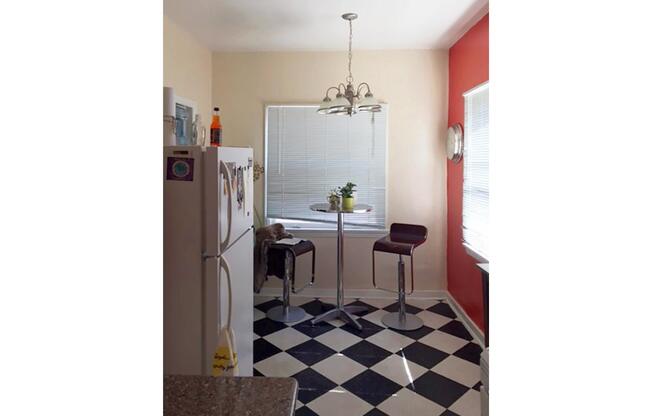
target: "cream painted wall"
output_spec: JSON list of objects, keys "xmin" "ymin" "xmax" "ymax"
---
[
  {"xmin": 163, "ymin": 16, "xmax": 212, "ymax": 128},
  {"xmin": 212, "ymin": 50, "xmax": 449, "ymax": 291}
]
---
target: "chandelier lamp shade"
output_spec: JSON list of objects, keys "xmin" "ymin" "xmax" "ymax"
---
[{"xmin": 318, "ymin": 13, "xmax": 381, "ymax": 116}]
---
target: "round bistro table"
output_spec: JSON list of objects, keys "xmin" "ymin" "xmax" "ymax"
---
[{"xmin": 309, "ymin": 203, "xmax": 373, "ymax": 330}]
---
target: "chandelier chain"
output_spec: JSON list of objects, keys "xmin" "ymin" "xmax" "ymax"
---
[{"xmin": 347, "ymin": 18, "xmax": 353, "ymax": 84}]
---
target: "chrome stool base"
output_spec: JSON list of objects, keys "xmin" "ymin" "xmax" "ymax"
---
[
  {"xmin": 382, "ymin": 312, "xmax": 424, "ymax": 331},
  {"xmin": 267, "ymin": 305, "xmax": 306, "ymax": 323}
]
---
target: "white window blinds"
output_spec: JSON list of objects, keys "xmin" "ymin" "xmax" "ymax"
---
[
  {"xmin": 265, "ymin": 105, "xmax": 387, "ymax": 229},
  {"xmin": 463, "ymin": 83, "xmax": 489, "ymax": 258}
]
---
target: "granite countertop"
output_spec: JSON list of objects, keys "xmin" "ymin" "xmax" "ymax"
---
[{"xmin": 164, "ymin": 375, "xmax": 297, "ymax": 416}]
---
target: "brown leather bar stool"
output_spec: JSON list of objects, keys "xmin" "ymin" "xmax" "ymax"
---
[
  {"xmin": 266, "ymin": 240, "xmax": 316, "ymax": 323},
  {"xmin": 372, "ymin": 223, "xmax": 428, "ymax": 331}
]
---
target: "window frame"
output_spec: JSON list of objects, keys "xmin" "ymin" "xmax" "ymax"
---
[
  {"xmin": 461, "ymin": 82, "xmax": 489, "ymax": 262},
  {"xmin": 263, "ymin": 103, "xmax": 389, "ymax": 233}
]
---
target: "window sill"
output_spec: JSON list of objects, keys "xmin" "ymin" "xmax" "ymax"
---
[
  {"xmin": 463, "ymin": 242, "xmax": 489, "ymax": 263},
  {"xmin": 287, "ymin": 228, "xmax": 388, "ymax": 239}
]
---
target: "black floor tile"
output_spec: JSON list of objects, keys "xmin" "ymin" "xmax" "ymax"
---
[
  {"xmin": 292, "ymin": 368, "xmax": 337, "ymax": 404},
  {"xmin": 453, "ymin": 342, "xmax": 483, "ymax": 365},
  {"xmin": 440, "ymin": 410, "xmax": 461, "ymax": 416},
  {"xmin": 253, "ymin": 338, "xmax": 282, "ymax": 363},
  {"xmin": 255, "ymin": 298, "xmax": 282, "ymax": 313},
  {"xmin": 427, "ymin": 302, "xmax": 457, "ymax": 319},
  {"xmin": 389, "ymin": 324, "xmax": 435, "ymax": 340},
  {"xmin": 286, "ymin": 339, "xmax": 336, "ymax": 366},
  {"xmin": 253, "ymin": 318, "xmax": 287, "ymax": 337},
  {"xmin": 438, "ymin": 320, "xmax": 474, "ymax": 341},
  {"xmin": 301, "ymin": 299, "xmax": 335, "ymax": 316},
  {"xmin": 398, "ymin": 342, "xmax": 449, "ymax": 369},
  {"xmin": 363, "ymin": 409, "xmax": 389, "ymax": 416},
  {"xmin": 341, "ymin": 340, "xmax": 392, "ymax": 368},
  {"xmin": 342, "ymin": 369, "xmax": 403, "ymax": 406},
  {"xmin": 346, "ymin": 300, "xmax": 379, "ymax": 316},
  {"xmin": 253, "ymin": 368, "xmax": 264, "ymax": 377},
  {"xmin": 340, "ymin": 318, "xmax": 385, "ymax": 338},
  {"xmin": 473, "ymin": 381, "xmax": 482, "ymax": 391},
  {"xmin": 292, "ymin": 319, "xmax": 336, "ymax": 338},
  {"xmin": 407, "ymin": 371, "xmax": 469, "ymax": 408},
  {"xmin": 295, "ymin": 406, "xmax": 319, "ymax": 416},
  {"xmin": 383, "ymin": 302, "xmax": 423, "ymax": 315}
]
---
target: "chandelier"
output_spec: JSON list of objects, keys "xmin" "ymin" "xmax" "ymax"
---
[{"xmin": 318, "ymin": 13, "xmax": 381, "ymax": 116}]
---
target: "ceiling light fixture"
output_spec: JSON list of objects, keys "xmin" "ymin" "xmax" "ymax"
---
[{"xmin": 318, "ymin": 13, "xmax": 381, "ymax": 116}]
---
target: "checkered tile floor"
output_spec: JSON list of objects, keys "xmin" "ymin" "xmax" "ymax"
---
[{"xmin": 253, "ymin": 296, "xmax": 484, "ymax": 416}]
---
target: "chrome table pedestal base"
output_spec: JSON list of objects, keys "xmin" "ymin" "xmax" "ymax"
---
[
  {"xmin": 307, "ymin": 204, "xmax": 373, "ymax": 330},
  {"xmin": 267, "ymin": 305, "xmax": 306, "ymax": 323},
  {"xmin": 311, "ymin": 305, "xmax": 367, "ymax": 330}
]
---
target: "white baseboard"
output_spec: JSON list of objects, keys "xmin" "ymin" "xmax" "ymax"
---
[
  {"xmin": 257, "ymin": 286, "xmax": 485, "ymax": 348},
  {"xmin": 444, "ymin": 291, "xmax": 485, "ymax": 348}
]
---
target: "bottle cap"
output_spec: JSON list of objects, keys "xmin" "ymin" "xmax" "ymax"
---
[{"xmin": 214, "ymin": 107, "xmax": 220, "ymax": 111}]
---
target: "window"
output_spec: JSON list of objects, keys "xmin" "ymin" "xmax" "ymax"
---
[
  {"xmin": 265, "ymin": 105, "xmax": 387, "ymax": 230},
  {"xmin": 463, "ymin": 82, "xmax": 489, "ymax": 260}
]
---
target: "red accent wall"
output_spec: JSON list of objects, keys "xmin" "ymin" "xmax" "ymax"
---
[{"xmin": 447, "ymin": 14, "xmax": 489, "ymax": 329}]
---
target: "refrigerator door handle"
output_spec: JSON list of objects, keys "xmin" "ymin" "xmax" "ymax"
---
[
  {"xmin": 219, "ymin": 255, "xmax": 232, "ymax": 329},
  {"xmin": 219, "ymin": 160, "xmax": 233, "ymax": 253}
]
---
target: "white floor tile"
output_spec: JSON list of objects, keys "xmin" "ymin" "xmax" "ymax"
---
[
  {"xmin": 361, "ymin": 309, "xmax": 388, "ymax": 327},
  {"xmin": 254, "ymin": 352, "xmax": 307, "ymax": 378},
  {"xmin": 431, "ymin": 355, "xmax": 481, "ymax": 388},
  {"xmin": 315, "ymin": 327, "xmax": 363, "ymax": 352},
  {"xmin": 405, "ymin": 298, "xmax": 442, "ymax": 310},
  {"xmin": 263, "ymin": 327, "xmax": 311, "ymax": 351},
  {"xmin": 377, "ymin": 388, "xmax": 446, "ymax": 416},
  {"xmin": 416, "ymin": 310, "xmax": 453, "ymax": 329},
  {"xmin": 307, "ymin": 387, "xmax": 374, "ymax": 416},
  {"xmin": 360, "ymin": 298, "xmax": 396, "ymax": 309},
  {"xmin": 311, "ymin": 353, "xmax": 367, "ymax": 384},
  {"xmin": 367, "ymin": 329, "xmax": 414, "ymax": 353},
  {"xmin": 448, "ymin": 389, "xmax": 481, "ymax": 416},
  {"xmin": 254, "ymin": 308, "xmax": 266, "ymax": 321},
  {"xmin": 418, "ymin": 330, "xmax": 470, "ymax": 354},
  {"xmin": 329, "ymin": 318, "xmax": 346, "ymax": 327},
  {"xmin": 370, "ymin": 354, "xmax": 428, "ymax": 388}
]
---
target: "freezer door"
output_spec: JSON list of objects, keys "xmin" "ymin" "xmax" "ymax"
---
[
  {"xmin": 217, "ymin": 230, "xmax": 254, "ymax": 376},
  {"xmin": 203, "ymin": 147, "xmax": 254, "ymax": 257}
]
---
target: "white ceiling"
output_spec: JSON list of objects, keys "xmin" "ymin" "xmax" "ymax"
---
[{"xmin": 164, "ymin": 0, "xmax": 488, "ymax": 52}]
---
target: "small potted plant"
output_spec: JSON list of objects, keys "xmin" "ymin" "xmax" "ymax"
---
[
  {"xmin": 338, "ymin": 182, "xmax": 357, "ymax": 211},
  {"xmin": 327, "ymin": 188, "xmax": 341, "ymax": 211}
]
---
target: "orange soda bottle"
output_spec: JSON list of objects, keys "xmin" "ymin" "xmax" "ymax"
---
[{"xmin": 210, "ymin": 107, "xmax": 222, "ymax": 147}]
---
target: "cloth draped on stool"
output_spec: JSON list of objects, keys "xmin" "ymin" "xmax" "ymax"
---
[{"xmin": 253, "ymin": 223, "xmax": 293, "ymax": 293}]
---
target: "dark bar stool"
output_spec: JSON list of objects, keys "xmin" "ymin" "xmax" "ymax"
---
[
  {"xmin": 266, "ymin": 240, "xmax": 315, "ymax": 323},
  {"xmin": 372, "ymin": 223, "xmax": 428, "ymax": 331}
]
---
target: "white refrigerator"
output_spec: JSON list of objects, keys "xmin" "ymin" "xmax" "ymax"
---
[{"xmin": 164, "ymin": 145, "xmax": 254, "ymax": 376}]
